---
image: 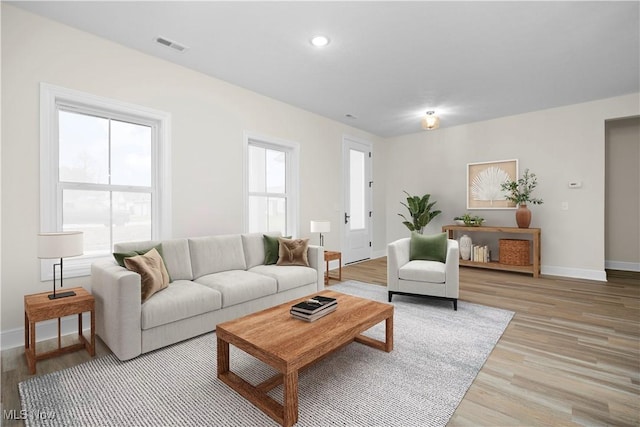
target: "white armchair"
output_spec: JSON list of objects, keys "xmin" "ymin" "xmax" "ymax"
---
[{"xmin": 387, "ymin": 237, "xmax": 459, "ymax": 310}]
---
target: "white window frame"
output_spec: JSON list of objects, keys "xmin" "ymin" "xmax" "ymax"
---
[
  {"xmin": 40, "ymin": 83, "xmax": 172, "ymax": 280},
  {"xmin": 243, "ymin": 131, "xmax": 299, "ymax": 237}
]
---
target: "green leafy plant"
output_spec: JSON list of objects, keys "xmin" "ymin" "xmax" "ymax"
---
[
  {"xmin": 398, "ymin": 191, "xmax": 441, "ymax": 234},
  {"xmin": 500, "ymin": 168, "xmax": 543, "ymax": 206},
  {"xmin": 454, "ymin": 213, "xmax": 485, "ymax": 226}
]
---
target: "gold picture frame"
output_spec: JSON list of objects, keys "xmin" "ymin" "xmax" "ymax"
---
[{"xmin": 467, "ymin": 159, "xmax": 518, "ymax": 209}]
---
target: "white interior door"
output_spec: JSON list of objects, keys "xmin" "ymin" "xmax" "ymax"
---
[{"xmin": 342, "ymin": 137, "xmax": 372, "ymax": 264}]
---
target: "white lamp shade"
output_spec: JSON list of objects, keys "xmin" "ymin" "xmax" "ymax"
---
[
  {"xmin": 38, "ymin": 232, "xmax": 84, "ymax": 259},
  {"xmin": 310, "ymin": 220, "xmax": 330, "ymax": 233},
  {"xmin": 421, "ymin": 114, "xmax": 440, "ymax": 130}
]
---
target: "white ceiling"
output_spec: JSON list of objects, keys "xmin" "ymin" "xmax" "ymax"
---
[{"xmin": 11, "ymin": 1, "xmax": 640, "ymax": 137}]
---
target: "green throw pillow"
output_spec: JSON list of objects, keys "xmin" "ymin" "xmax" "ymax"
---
[
  {"xmin": 113, "ymin": 244, "xmax": 172, "ymax": 281},
  {"xmin": 409, "ymin": 232, "xmax": 448, "ymax": 263},
  {"xmin": 263, "ymin": 235, "xmax": 291, "ymax": 265}
]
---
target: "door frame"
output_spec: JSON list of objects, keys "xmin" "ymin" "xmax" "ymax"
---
[{"xmin": 342, "ymin": 135, "xmax": 373, "ymax": 264}]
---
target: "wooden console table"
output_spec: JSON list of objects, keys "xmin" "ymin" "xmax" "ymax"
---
[{"xmin": 442, "ymin": 225, "xmax": 541, "ymax": 278}]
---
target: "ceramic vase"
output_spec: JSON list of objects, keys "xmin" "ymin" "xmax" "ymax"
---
[
  {"xmin": 459, "ymin": 234, "xmax": 472, "ymax": 260},
  {"xmin": 516, "ymin": 204, "xmax": 532, "ymax": 228}
]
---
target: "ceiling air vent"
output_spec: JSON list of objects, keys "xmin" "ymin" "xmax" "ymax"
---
[{"xmin": 154, "ymin": 36, "xmax": 188, "ymax": 53}]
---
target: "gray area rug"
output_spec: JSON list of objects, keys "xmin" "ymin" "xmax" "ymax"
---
[{"xmin": 19, "ymin": 281, "xmax": 514, "ymax": 426}]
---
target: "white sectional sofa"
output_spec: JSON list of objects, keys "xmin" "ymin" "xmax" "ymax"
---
[{"xmin": 91, "ymin": 233, "xmax": 324, "ymax": 361}]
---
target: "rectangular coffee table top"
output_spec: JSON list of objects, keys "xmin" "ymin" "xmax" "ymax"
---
[{"xmin": 216, "ymin": 289, "xmax": 393, "ymax": 373}]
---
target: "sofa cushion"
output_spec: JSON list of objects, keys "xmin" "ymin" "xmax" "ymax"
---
[
  {"xmin": 249, "ymin": 265, "xmax": 317, "ymax": 292},
  {"xmin": 124, "ymin": 248, "xmax": 170, "ymax": 302},
  {"xmin": 156, "ymin": 239, "xmax": 194, "ymax": 281},
  {"xmin": 399, "ymin": 260, "xmax": 446, "ymax": 283},
  {"xmin": 277, "ymin": 238, "xmax": 310, "ymax": 266},
  {"xmin": 241, "ymin": 232, "xmax": 280, "ymax": 269},
  {"xmin": 114, "ymin": 243, "xmax": 174, "ymax": 283},
  {"xmin": 410, "ymin": 232, "xmax": 448, "ymax": 263},
  {"xmin": 141, "ymin": 280, "xmax": 222, "ymax": 330},
  {"xmin": 263, "ymin": 234, "xmax": 293, "ymax": 265},
  {"xmin": 241, "ymin": 233, "xmax": 265, "ymax": 269},
  {"xmin": 113, "ymin": 243, "xmax": 164, "ymax": 267},
  {"xmin": 195, "ymin": 270, "xmax": 277, "ymax": 308},
  {"xmin": 189, "ymin": 235, "xmax": 247, "ymax": 278},
  {"xmin": 114, "ymin": 239, "xmax": 193, "ymax": 281}
]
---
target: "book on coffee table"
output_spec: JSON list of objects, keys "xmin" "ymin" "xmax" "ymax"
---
[
  {"xmin": 290, "ymin": 304, "xmax": 337, "ymax": 322},
  {"xmin": 291, "ymin": 296, "xmax": 337, "ymax": 315}
]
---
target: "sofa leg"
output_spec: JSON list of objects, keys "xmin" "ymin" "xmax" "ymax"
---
[
  {"xmin": 388, "ymin": 292, "xmax": 393, "ymax": 302},
  {"xmin": 453, "ymin": 299, "xmax": 458, "ymax": 311}
]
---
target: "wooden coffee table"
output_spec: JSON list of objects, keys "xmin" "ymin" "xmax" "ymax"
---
[{"xmin": 216, "ymin": 290, "xmax": 393, "ymax": 427}]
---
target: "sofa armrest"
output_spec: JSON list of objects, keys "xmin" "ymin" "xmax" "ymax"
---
[
  {"xmin": 91, "ymin": 260, "xmax": 143, "ymax": 361},
  {"xmin": 307, "ymin": 245, "xmax": 325, "ymax": 291},
  {"xmin": 444, "ymin": 239, "xmax": 460, "ymax": 298},
  {"xmin": 387, "ymin": 238, "xmax": 410, "ymax": 291}
]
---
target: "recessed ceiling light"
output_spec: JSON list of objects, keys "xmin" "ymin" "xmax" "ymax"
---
[{"xmin": 310, "ymin": 35, "xmax": 330, "ymax": 48}]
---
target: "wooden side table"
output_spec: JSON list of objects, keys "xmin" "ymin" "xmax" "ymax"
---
[
  {"xmin": 24, "ymin": 286, "xmax": 95, "ymax": 374},
  {"xmin": 324, "ymin": 250, "xmax": 342, "ymax": 285}
]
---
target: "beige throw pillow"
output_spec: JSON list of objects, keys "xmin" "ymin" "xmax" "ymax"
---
[
  {"xmin": 124, "ymin": 248, "xmax": 170, "ymax": 302},
  {"xmin": 276, "ymin": 238, "xmax": 310, "ymax": 267}
]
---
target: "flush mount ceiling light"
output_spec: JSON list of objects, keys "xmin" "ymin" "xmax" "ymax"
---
[
  {"xmin": 421, "ymin": 111, "xmax": 440, "ymax": 130},
  {"xmin": 310, "ymin": 35, "xmax": 330, "ymax": 48}
]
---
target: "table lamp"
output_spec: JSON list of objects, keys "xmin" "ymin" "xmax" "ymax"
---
[
  {"xmin": 310, "ymin": 220, "xmax": 330, "ymax": 247},
  {"xmin": 38, "ymin": 231, "xmax": 84, "ymax": 300}
]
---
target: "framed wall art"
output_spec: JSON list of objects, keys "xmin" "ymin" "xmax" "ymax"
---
[{"xmin": 467, "ymin": 159, "xmax": 518, "ymax": 209}]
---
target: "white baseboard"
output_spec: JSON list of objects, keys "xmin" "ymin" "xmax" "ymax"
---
[
  {"xmin": 1, "ymin": 313, "xmax": 92, "ymax": 351},
  {"xmin": 605, "ymin": 260, "xmax": 640, "ymax": 272},
  {"xmin": 328, "ymin": 250, "xmax": 385, "ymax": 271},
  {"xmin": 541, "ymin": 265, "xmax": 607, "ymax": 282}
]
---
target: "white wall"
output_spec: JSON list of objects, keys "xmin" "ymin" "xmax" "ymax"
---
[
  {"xmin": 385, "ymin": 94, "xmax": 640, "ymax": 280},
  {"xmin": 2, "ymin": 4, "xmax": 638, "ymax": 348},
  {"xmin": 605, "ymin": 117, "xmax": 640, "ymax": 271},
  {"xmin": 0, "ymin": 5, "xmax": 386, "ymax": 340}
]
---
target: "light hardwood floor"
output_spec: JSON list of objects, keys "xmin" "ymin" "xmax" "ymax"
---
[
  {"xmin": 2, "ymin": 260, "xmax": 638, "ymax": 426},
  {"xmin": 341, "ymin": 259, "xmax": 640, "ymax": 426}
]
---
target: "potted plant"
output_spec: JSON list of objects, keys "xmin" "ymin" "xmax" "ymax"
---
[
  {"xmin": 454, "ymin": 213, "xmax": 485, "ymax": 227},
  {"xmin": 500, "ymin": 168, "xmax": 543, "ymax": 228},
  {"xmin": 398, "ymin": 191, "xmax": 441, "ymax": 234}
]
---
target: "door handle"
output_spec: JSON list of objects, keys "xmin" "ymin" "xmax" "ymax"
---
[{"xmin": 345, "ymin": 212, "xmax": 350, "ymax": 224}]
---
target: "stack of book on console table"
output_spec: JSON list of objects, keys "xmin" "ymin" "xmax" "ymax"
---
[{"xmin": 290, "ymin": 296, "xmax": 337, "ymax": 322}]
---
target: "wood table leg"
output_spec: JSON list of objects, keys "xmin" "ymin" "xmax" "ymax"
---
[
  {"xmin": 28, "ymin": 321, "xmax": 36, "ymax": 374},
  {"xmin": 78, "ymin": 312, "xmax": 83, "ymax": 338},
  {"xmin": 282, "ymin": 370, "xmax": 299, "ymax": 427},
  {"xmin": 24, "ymin": 312, "xmax": 29, "ymax": 349},
  {"xmin": 90, "ymin": 309, "xmax": 96, "ymax": 356},
  {"xmin": 217, "ymin": 337, "xmax": 230, "ymax": 376},
  {"xmin": 533, "ymin": 232, "xmax": 541, "ymax": 278},
  {"xmin": 325, "ymin": 259, "xmax": 329, "ymax": 285},
  {"xmin": 385, "ymin": 314, "xmax": 394, "ymax": 352}
]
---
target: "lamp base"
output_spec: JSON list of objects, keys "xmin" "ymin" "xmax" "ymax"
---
[{"xmin": 48, "ymin": 290, "xmax": 76, "ymax": 300}]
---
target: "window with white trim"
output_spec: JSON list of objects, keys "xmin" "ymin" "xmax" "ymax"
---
[
  {"xmin": 41, "ymin": 84, "xmax": 171, "ymax": 279},
  {"xmin": 245, "ymin": 135, "xmax": 299, "ymax": 236}
]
